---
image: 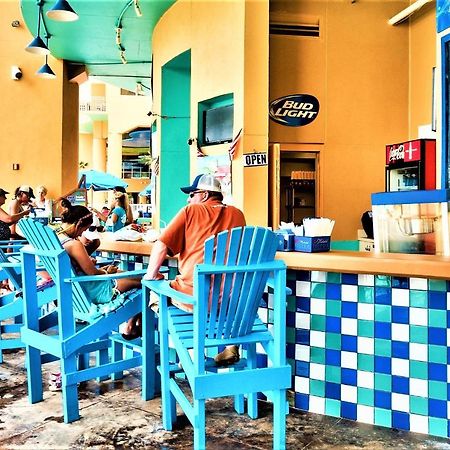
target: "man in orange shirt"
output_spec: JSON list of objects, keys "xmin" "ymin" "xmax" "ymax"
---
[{"xmin": 123, "ymin": 174, "xmax": 245, "ymax": 365}]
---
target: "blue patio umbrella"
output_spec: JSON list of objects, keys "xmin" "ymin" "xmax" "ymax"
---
[
  {"xmin": 139, "ymin": 184, "xmax": 152, "ymax": 196},
  {"xmin": 79, "ymin": 170, "xmax": 128, "ymax": 192}
]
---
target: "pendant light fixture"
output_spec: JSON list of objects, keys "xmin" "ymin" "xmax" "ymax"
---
[
  {"xmin": 46, "ymin": 0, "xmax": 79, "ymax": 22},
  {"xmin": 36, "ymin": 36, "xmax": 56, "ymax": 79},
  {"xmin": 25, "ymin": 1, "xmax": 49, "ymax": 55}
]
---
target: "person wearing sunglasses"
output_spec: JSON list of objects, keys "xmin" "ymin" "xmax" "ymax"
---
[{"xmin": 124, "ymin": 174, "xmax": 245, "ymax": 366}]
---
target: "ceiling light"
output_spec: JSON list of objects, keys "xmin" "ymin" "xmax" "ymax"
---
[
  {"xmin": 46, "ymin": 0, "xmax": 79, "ymax": 22},
  {"xmin": 26, "ymin": 35, "xmax": 49, "ymax": 55},
  {"xmin": 134, "ymin": 0, "xmax": 143, "ymax": 17},
  {"xmin": 388, "ymin": 0, "xmax": 433, "ymax": 26},
  {"xmin": 37, "ymin": 58, "xmax": 56, "ymax": 79}
]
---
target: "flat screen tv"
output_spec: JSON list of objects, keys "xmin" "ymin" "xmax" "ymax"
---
[{"xmin": 203, "ymin": 104, "xmax": 233, "ymax": 145}]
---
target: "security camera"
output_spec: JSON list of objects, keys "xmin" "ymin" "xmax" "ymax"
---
[{"xmin": 11, "ymin": 66, "xmax": 22, "ymax": 80}]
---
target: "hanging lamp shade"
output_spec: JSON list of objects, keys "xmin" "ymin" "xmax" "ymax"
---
[
  {"xmin": 36, "ymin": 62, "xmax": 56, "ymax": 79},
  {"xmin": 46, "ymin": 0, "xmax": 79, "ymax": 22},
  {"xmin": 25, "ymin": 35, "xmax": 50, "ymax": 55}
]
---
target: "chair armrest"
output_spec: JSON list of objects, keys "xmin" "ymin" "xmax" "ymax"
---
[
  {"xmin": 64, "ymin": 266, "xmax": 169, "ymax": 283},
  {"xmin": 266, "ymin": 276, "xmax": 292, "ymax": 296},
  {"xmin": 197, "ymin": 260, "xmax": 286, "ymax": 275},
  {"xmin": 142, "ymin": 279, "xmax": 195, "ymax": 305}
]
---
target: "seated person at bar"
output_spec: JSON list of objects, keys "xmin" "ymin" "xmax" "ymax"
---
[
  {"xmin": 125, "ymin": 173, "xmax": 246, "ymax": 366},
  {"xmin": 92, "ymin": 190, "xmax": 128, "ymax": 232},
  {"xmin": 0, "ymin": 187, "xmax": 30, "ymax": 241},
  {"xmin": 9, "ymin": 185, "xmax": 34, "ymax": 240},
  {"xmin": 111, "ymin": 186, "xmax": 134, "ymax": 225}
]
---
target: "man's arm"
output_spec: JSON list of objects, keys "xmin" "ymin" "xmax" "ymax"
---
[{"xmin": 143, "ymin": 239, "xmax": 168, "ymax": 280}]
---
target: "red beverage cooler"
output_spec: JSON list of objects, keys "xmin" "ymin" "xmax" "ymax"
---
[{"xmin": 385, "ymin": 139, "xmax": 436, "ymax": 191}]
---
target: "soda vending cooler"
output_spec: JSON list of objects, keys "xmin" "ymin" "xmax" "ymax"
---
[{"xmin": 385, "ymin": 139, "xmax": 436, "ymax": 191}]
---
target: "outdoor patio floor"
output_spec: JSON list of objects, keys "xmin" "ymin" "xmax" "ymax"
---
[{"xmin": 1, "ymin": 349, "xmax": 450, "ymax": 450}]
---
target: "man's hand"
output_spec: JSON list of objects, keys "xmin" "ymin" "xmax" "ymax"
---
[{"xmin": 143, "ymin": 271, "xmax": 165, "ymax": 281}]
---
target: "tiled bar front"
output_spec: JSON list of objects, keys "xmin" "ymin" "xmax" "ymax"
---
[{"xmin": 284, "ymin": 269, "xmax": 450, "ymax": 438}]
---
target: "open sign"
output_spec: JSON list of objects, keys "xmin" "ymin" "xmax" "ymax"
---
[{"xmin": 243, "ymin": 152, "xmax": 268, "ymax": 167}]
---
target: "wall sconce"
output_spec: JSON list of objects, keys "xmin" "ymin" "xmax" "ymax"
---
[
  {"xmin": 46, "ymin": 0, "xmax": 79, "ymax": 22},
  {"xmin": 12, "ymin": 163, "xmax": 20, "ymax": 171}
]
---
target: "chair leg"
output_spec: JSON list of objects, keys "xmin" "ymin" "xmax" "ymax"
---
[
  {"xmin": 193, "ymin": 399, "xmax": 206, "ymax": 450},
  {"xmin": 25, "ymin": 345, "xmax": 43, "ymax": 404},
  {"xmin": 97, "ymin": 336, "xmax": 110, "ymax": 382},
  {"xmin": 246, "ymin": 344, "xmax": 258, "ymax": 419},
  {"xmin": 272, "ymin": 388, "xmax": 287, "ymax": 450},
  {"xmin": 61, "ymin": 354, "xmax": 80, "ymax": 423},
  {"xmin": 111, "ymin": 340, "xmax": 124, "ymax": 381},
  {"xmin": 142, "ymin": 305, "xmax": 156, "ymax": 400}
]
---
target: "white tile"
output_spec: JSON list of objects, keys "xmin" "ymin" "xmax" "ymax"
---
[
  {"xmin": 391, "ymin": 323, "xmax": 409, "ymax": 342},
  {"xmin": 294, "ymin": 376, "xmax": 309, "ymax": 394},
  {"xmin": 410, "ymin": 308, "xmax": 428, "ymax": 326},
  {"xmin": 410, "ymin": 343, "xmax": 428, "ymax": 362},
  {"xmin": 341, "ymin": 284, "xmax": 358, "ymax": 302},
  {"xmin": 392, "ymin": 393, "xmax": 410, "ymax": 412},
  {"xmin": 357, "ymin": 370, "xmax": 374, "ymax": 389},
  {"xmin": 341, "ymin": 351, "xmax": 357, "ymax": 369},
  {"xmin": 448, "ymin": 292, "xmax": 450, "ymax": 310},
  {"xmin": 409, "ymin": 414, "xmax": 429, "ymax": 434},
  {"xmin": 295, "ymin": 344, "xmax": 310, "ymax": 362},
  {"xmin": 392, "ymin": 288, "xmax": 410, "ymax": 307},
  {"xmin": 410, "ymin": 277, "xmax": 428, "ymax": 290},
  {"xmin": 341, "ymin": 384, "xmax": 357, "ymax": 402},
  {"xmin": 267, "ymin": 293, "xmax": 274, "ymax": 309},
  {"xmin": 447, "ymin": 365, "xmax": 450, "ymax": 383},
  {"xmin": 358, "ymin": 274, "xmax": 374, "ymax": 286},
  {"xmin": 256, "ymin": 343, "xmax": 266, "ymax": 354},
  {"xmin": 447, "ymin": 401, "xmax": 450, "ymax": 419},
  {"xmin": 409, "ymin": 378, "xmax": 428, "ymax": 397},
  {"xmin": 310, "ymin": 330, "xmax": 325, "ymax": 348},
  {"xmin": 296, "ymin": 281, "xmax": 311, "ymax": 297},
  {"xmin": 358, "ymin": 303, "xmax": 374, "ymax": 321},
  {"xmin": 309, "ymin": 395, "xmax": 325, "ymax": 415},
  {"xmin": 357, "ymin": 404, "xmax": 374, "ymax": 425},
  {"xmin": 391, "ymin": 358, "xmax": 409, "ymax": 377},
  {"xmin": 295, "ymin": 312, "xmax": 310, "ymax": 329},
  {"xmin": 311, "ymin": 271, "xmax": 326, "ymax": 282},
  {"xmin": 309, "ymin": 363, "xmax": 325, "ymax": 381},
  {"xmin": 341, "ymin": 318, "xmax": 358, "ymax": 336},
  {"xmin": 357, "ymin": 337, "xmax": 374, "ymax": 355},
  {"xmin": 310, "ymin": 298, "xmax": 326, "ymax": 316}
]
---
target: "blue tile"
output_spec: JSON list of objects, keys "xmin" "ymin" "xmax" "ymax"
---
[
  {"xmin": 392, "ymin": 376, "xmax": 409, "ymax": 394},
  {"xmin": 296, "ymin": 297, "xmax": 310, "ymax": 313},
  {"xmin": 374, "ymin": 287, "xmax": 392, "ymax": 305},
  {"xmin": 429, "ymin": 399, "xmax": 447, "ymax": 418},
  {"xmin": 325, "ymin": 382, "xmax": 341, "ymax": 400},
  {"xmin": 374, "ymin": 356, "xmax": 391, "ymax": 374},
  {"xmin": 429, "ymin": 363, "xmax": 447, "ymax": 382},
  {"xmin": 392, "ymin": 306, "xmax": 409, "ymax": 324},
  {"xmin": 296, "ymin": 271, "xmax": 311, "ymax": 281},
  {"xmin": 325, "ymin": 349, "xmax": 341, "ymax": 366},
  {"xmin": 256, "ymin": 353, "xmax": 268, "ymax": 367},
  {"xmin": 341, "ymin": 401, "xmax": 357, "ymax": 420},
  {"xmin": 392, "ymin": 341, "xmax": 409, "ymax": 359},
  {"xmin": 342, "ymin": 302, "xmax": 357, "ymax": 318},
  {"xmin": 296, "ymin": 329, "xmax": 310, "ymax": 345},
  {"xmin": 392, "ymin": 411, "xmax": 410, "ymax": 431},
  {"xmin": 295, "ymin": 361, "xmax": 310, "ymax": 377},
  {"xmin": 429, "ymin": 328, "xmax": 447, "ymax": 346},
  {"xmin": 374, "ymin": 390, "xmax": 391, "ymax": 409},
  {"xmin": 287, "ymin": 343, "xmax": 295, "ymax": 359},
  {"xmin": 342, "ymin": 273, "xmax": 358, "ymax": 285},
  {"xmin": 326, "ymin": 283, "xmax": 341, "ymax": 300},
  {"xmin": 295, "ymin": 393, "xmax": 309, "ymax": 410},
  {"xmin": 287, "ymin": 311, "xmax": 296, "ymax": 327},
  {"xmin": 374, "ymin": 322, "xmax": 391, "ymax": 340},
  {"xmin": 392, "ymin": 277, "xmax": 409, "ymax": 289},
  {"xmin": 342, "ymin": 368, "xmax": 357, "ymax": 386},
  {"xmin": 429, "ymin": 291, "xmax": 447, "ymax": 310},
  {"xmin": 342, "ymin": 335, "xmax": 357, "ymax": 352},
  {"xmin": 326, "ymin": 317, "xmax": 341, "ymax": 333}
]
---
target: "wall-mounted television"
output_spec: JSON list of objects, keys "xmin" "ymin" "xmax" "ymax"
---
[{"xmin": 203, "ymin": 104, "xmax": 233, "ymax": 145}]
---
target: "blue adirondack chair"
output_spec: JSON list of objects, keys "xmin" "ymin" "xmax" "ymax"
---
[
  {"xmin": 143, "ymin": 226, "xmax": 292, "ymax": 450},
  {"xmin": 0, "ymin": 242, "xmax": 56, "ymax": 363},
  {"xmin": 18, "ymin": 218, "xmax": 158, "ymax": 423}
]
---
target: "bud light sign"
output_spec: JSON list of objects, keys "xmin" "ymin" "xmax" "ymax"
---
[{"xmin": 269, "ymin": 94, "xmax": 320, "ymax": 127}]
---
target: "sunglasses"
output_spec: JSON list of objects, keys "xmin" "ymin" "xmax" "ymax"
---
[
  {"xmin": 88, "ymin": 225, "xmax": 104, "ymax": 233},
  {"xmin": 189, "ymin": 190, "xmax": 205, "ymax": 198}
]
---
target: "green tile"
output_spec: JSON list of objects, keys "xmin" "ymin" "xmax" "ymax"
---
[
  {"xmin": 375, "ymin": 275, "xmax": 391, "ymax": 287},
  {"xmin": 428, "ymin": 279, "xmax": 447, "ymax": 292},
  {"xmin": 268, "ymin": 309, "xmax": 274, "ymax": 323},
  {"xmin": 410, "ymin": 290, "xmax": 428, "ymax": 308},
  {"xmin": 358, "ymin": 320, "xmax": 374, "ymax": 337},
  {"xmin": 287, "ymin": 271, "xmax": 296, "ymax": 280},
  {"xmin": 374, "ymin": 373, "xmax": 391, "ymax": 391},
  {"xmin": 326, "ymin": 300, "xmax": 341, "ymax": 317},
  {"xmin": 429, "ymin": 417, "xmax": 447, "ymax": 438},
  {"xmin": 327, "ymin": 272, "xmax": 341, "ymax": 284},
  {"xmin": 410, "ymin": 396, "xmax": 428, "ymax": 416},
  {"xmin": 310, "ymin": 379, "xmax": 325, "ymax": 397},
  {"xmin": 409, "ymin": 325, "xmax": 428, "ymax": 344},
  {"xmin": 374, "ymin": 338, "xmax": 391, "ymax": 357},
  {"xmin": 374, "ymin": 305, "xmax": 391, "ymax": 322},
  {"xmin": 428, "ymin": 310, "xmax": 447, "ymax": 328},
  {"xmin": 310, "ymin": 347, "xmax": 325, "ymax": 364},
  {"xmin": 358, "ymin": 387, "xmax": 374, "ymax": 406},
  {"xmin": 311, "ymin": 315, "xmax": 326, "ymax": 332},
  {"xmin": 325, "ymin": 366, "xmax": 341, "ymax": 383},
  {"xmin": 325, "ymin": 333, "xmax": 341, "ymax": 350},
  {"xmin": 410, "ymin": 361, "xmax": 428, "ymax": 379},
  {"xmin": 311, "ymin": 282, "xmax": 326, "ymax": 299},
  {"xmin": 325, "ymin": 398, "xmax": 341, "ymax": 418},
  {"xmin": 428, "ymin": 345, "xmax": 447, "ymax": 364},
  {"xmin": 357, "ymin": 354, "xmax": 374, "ymax": 371},
  {"xmin": 428, "ymin": 381, "xmax": 447, "ymax": 400},
  {"xmin": 286, "ymin": 328, "xmax": 296, "ymax": 344},
  {"xmin": 287, "ymin": 297, "xmax": 296, "ymax": 312},
  {"xmin": 374, "ymin": 408, "xmax": 392, "ymax": 428},
  {"xmin": 358, "ymin": 286, "xmax": 374, "ymax": 303}
]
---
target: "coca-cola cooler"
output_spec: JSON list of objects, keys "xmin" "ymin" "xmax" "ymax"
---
[{"xmin": 385, "ymin": 139, "xmax": 436, "ymax": 191}]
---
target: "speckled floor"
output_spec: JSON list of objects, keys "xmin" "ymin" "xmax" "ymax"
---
[{"xmin": 1, "ymin": 349, "xmax": 450, "ymax": 450}]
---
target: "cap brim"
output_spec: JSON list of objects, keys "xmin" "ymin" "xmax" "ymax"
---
[{"xmin": 180, "ymin": 185, "xmax": 196, "ymax": 194}]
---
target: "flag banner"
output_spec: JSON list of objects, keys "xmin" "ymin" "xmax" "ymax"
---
[{"xmin": 228, "ymin": 128, "xmax": 242, "ymax": 160}]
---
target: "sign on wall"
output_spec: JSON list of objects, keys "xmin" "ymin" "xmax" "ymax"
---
[
  {"xmin": 269, "ymin": 94, "xmax": 320, "ymax": 127},
  {"xmin": 243, "ymin": 152, "xmax": 268, "ymax": 167}
]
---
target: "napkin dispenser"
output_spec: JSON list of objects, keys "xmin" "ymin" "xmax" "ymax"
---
[{"xmin": 274, "ymin": 229, "xmax": 295, "ymax": 251}]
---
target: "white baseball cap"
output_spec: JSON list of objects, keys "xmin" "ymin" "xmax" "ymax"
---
[{"xmin": 180, "ymin": 174, "xmax": 222, "ymax": 194}]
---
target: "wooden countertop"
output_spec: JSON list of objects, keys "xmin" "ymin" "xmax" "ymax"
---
[{"xmin": 98, "ymin": 235, "xmax": 450, "ymax": 280}]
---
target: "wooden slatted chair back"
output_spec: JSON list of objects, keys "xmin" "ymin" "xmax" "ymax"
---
[
  {"xmin": 19, "ymin": 219, "xmax": 91, "ymax": 317},
  {"xmin": 200, "ymin": 226, "xmax": 278, "ymax": 340}
]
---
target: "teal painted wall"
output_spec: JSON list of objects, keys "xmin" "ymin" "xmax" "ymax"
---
[{"xmin": 160, "ymin": 51, "xmax": 191, "ymax": 225}]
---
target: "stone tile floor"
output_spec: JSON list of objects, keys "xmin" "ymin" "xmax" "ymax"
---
[{"xmin": 1, "ymin": 349, "xmax": 450, "ymax": 449}]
